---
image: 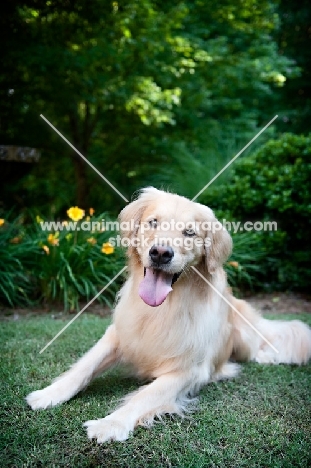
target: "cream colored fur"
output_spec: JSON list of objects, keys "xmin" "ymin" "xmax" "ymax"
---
[{"xmin": 26, "ymin": 187, "xmax": 311, "ymax": 443}]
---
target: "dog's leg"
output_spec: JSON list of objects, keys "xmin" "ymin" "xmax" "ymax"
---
[
  {"xmin": 26, "ymin": 324, "xmax": 119, "ymax": 410},
  {"xmin": 84, "ymin": 370, "xmax": 192, "ymax": 443}
]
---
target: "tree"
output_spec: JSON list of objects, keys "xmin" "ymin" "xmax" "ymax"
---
[
  {"xmin": 275, "ymin": 0, "xmax": 311, "ymax": 133},
  {"xmin": 0, "ymin": 0, "xmax": 293, "ymax": 212}
]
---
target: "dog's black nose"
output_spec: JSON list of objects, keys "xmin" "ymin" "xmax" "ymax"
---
[{"xmin": 149, "ymin": 245, "xmax": 174, "ymax": 265}]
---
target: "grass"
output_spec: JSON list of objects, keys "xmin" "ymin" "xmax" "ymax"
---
[{"xmin": 1, "ymin": 312, "xmax": 311, "ymax": 468}]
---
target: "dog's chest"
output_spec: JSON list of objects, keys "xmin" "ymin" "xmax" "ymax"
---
[{"xmin": 114, "ymin": 300, "xmax": 225, "ymax": 377}]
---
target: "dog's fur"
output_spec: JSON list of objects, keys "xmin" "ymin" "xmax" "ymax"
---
[{"xmin": 26, "ymin": 187, "xmax": 311, "ymax": 443}]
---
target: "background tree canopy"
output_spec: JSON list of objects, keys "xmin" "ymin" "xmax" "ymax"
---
[
  {"xmin": 0, "ymin": 0, "xmax": 310, "ymax": 301},
  {"xmin": 1, "ymin": 0, "xmax": 305, "ymax": 214}
]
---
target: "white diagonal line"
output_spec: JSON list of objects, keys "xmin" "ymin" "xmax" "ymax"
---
[
  {"xmin": 39, "ymin": 266, "xmax": 128, "ymax": 354},
  {"xmin": 191, "ymin": 115, "xmax": 278, "ymax": 202},
  {"xmin": 191, "ymin": 266, "xmax": 279, "ymax": 354},
  {"xmin": 40, "ymin": 114, "xmax": 129, "ymax": 203}
]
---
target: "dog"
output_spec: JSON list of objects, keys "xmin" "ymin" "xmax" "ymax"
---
[{"xmin": 26, "ymin": 187, "xmax": 311, "ymax": 443}]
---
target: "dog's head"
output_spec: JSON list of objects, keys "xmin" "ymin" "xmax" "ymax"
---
[{"xmin": 119, "ymin": 187, "xmax": 232, "ymax": 307}]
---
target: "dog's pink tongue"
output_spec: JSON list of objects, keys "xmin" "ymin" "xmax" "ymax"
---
[{"xmin": 139, "ymin": 268, "xmax": 173, "ymax": 307}]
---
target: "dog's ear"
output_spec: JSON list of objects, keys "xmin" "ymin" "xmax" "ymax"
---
[
  {"xmin": 201, "ymin": 208, "xmax": 232, "ymax": 274},
  {"xmin": 118, "ymin": 187, "xmax": 160, "ymax": 239}
]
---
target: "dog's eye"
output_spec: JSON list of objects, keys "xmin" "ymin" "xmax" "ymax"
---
[
  {"xmin": 183, "ymin": 229, "xmax": 196, "ymax": 237},
  {"xmin": 149, "ymin": 219, "xmax": 158, "ymax": 228}
]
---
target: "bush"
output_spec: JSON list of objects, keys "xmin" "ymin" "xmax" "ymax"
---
[
  {"xmin": 0, "ymin": 216, "xmax": 36, "ymax": 306},
  {"xmin": 224, "ymin": 232, "xmax": 269, "ymax": 294},
  {"xmin": 0, "ymin": 208, "xmax": 125, "ymax": 310},
  {"xmin": 201, "ymin": 133, "xmax": 311, "ymax": 290}
]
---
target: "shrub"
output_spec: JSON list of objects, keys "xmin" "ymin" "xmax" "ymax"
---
[
  {"xmin": 0, "ymin": 216, "xmax": 37, "ymax": 306},
  {"xmin": 224, "ymin": 232, "xmax": 269, "ymax": 294},
  {"xmin": 201, "ymin": 133, "xmax": 311, "ymax": 290},
  {"xmin": 0, "ymin": 209, "xmax": 125, "ymax": 310}
]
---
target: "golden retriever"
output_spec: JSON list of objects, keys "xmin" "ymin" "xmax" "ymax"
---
[{"xmin": 26, "ymin": 187, "xmax": 311, "ymax": 442}]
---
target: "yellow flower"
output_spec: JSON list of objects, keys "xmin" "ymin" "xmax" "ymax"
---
[
  {"xmin": 10, "ymin": 237, "xmax": 21, "ymax": 244},
  {"xmin": 47, "ymin": 233, "xmax": 59, "ymax": 246},
  {"xmin": 89, "ymin": 208, "xmax": 95, "ymax": 216},
  {"xmin": 0, "ymin": 219, "xmax": 5, "ymax": 227},
  {"xmin": 101, "ymin": 242, "xmax": 114, "ymax": 255},
  {"xmin": 42, "ymin": 245, "xmax": 50, "ymax": 255},
  {"xmin": 67, "ymin": 206, "xmax": 85, "ymax": 221},
  {"xmin": 87, "ymin": 237, "xmax": 97, "ymax": 245},
  {"xmin": 36, "ymin": 215, "xmax": 43, "ymax": 224},
  {"xmin": 228, "ymin": 261, "xmax": 239, "ymax": 269}
]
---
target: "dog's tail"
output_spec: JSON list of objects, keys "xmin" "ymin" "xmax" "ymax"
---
[{"xmin": 230, "ymin": 297, "xmax": 311, "ymax": 365}]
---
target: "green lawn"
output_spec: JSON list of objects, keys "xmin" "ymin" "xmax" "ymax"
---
[{"xmin": 1, "ymin": 312, "xmax": 311, "ymax": 468}]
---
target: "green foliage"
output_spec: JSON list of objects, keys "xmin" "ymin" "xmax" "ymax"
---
[
  {"xmin": 201, "ymin": 133, "xmax": 311, "ymax": 290},
  {"xmin": 0, "ymin": 217, "xmax": 36, "ymax": 306},
  {"xmin": 149, "ymin": 123, "xmax": 273, "ymax": 199},
  {"xmin": 1, "ymin": 1, "xmax": 308, "ymax": 295},
  {"xmin": 0, "ymin": 0, "xmax": 293, "ymax": 213},
  {"xmin": 0, "ymin": 211, "xmax": 124, "ymax": 310},
  {"xmin": 275, "ymin": 0, "xmax": 311, "ymax": 134},
  {"xmin": 224, "ymin": 232, "xmax": 268, "ymax": 294},
  {"xmin": 32, "ymin": 216, "xmax": 124, "ymax": 311}
]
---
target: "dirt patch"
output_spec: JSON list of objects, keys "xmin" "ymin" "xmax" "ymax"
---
[{"xmin": 243, "ymin": 292, "xmax": 311, "ymax": 315}]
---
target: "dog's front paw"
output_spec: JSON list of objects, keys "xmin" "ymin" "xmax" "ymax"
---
[
  {"xmin": 26, "ymin": 386, "xmax": 62, "ymax": 410},
  {"xmin": 84, "ymin": 418, "xmax": 130, "ymax": 443}
]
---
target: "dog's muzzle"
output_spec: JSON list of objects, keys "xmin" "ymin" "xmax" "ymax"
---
[{"xmin": 138, "ymin": 245, "xmax": 182, "ymax": 307}]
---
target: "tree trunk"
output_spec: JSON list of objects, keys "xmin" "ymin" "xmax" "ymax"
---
[
  {"xmin": 72, "ymin": 153, "xmax": 88, "ymax": 208},
  {"xmin": 69, "ymin": 111, "xmax": 89, "ymax": 208}
]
